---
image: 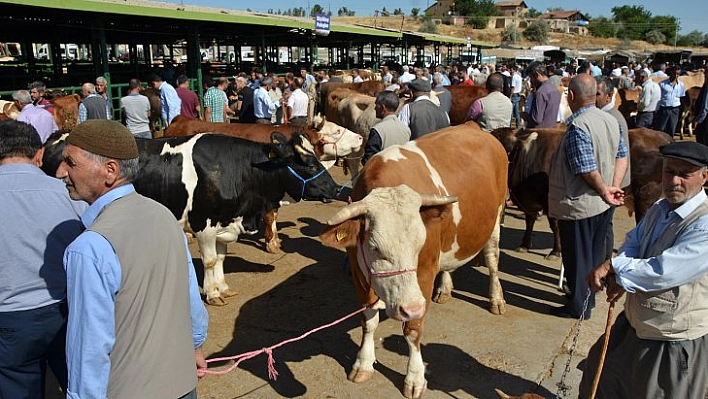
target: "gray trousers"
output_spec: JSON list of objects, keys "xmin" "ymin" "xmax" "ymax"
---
[{"xmin": 579, "ymin": 312, "xmax": 708, "ymax": 399}]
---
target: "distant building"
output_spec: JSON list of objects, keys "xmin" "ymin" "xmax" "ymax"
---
[
  {"xmin": 538, "ymin": 10, "xmax": 590, "ymax": 35},
  {"xmin": 495, "ymin": 1, "xmax": 528, "ymax": 17}
]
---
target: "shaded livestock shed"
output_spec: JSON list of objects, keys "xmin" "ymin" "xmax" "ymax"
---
[
  {"xmin": 648, "ymin": 50, "xmax": 692, "ymax": 66},
  {"xmin": 543, "ymin": 49, "xmax": 566, "ymax": 64},
  {"xmin": 604, "ymin": 50, "xmax": 636, "ymax": 67},
  {"xmin": 0, "ymin": 0, "xmax": 401, "ymax": 94}
]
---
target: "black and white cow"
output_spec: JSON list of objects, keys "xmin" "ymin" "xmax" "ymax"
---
[{"xmin": 44, "ymin": 132, "xmax": 339, "ymax": 305}]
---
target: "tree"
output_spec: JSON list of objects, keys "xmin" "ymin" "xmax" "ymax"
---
[
  {"xmin": 337, "ymin": 7, "xmax": 355, "ymax": 16},
  {"xmin": 457, "ymin": 0, "xmax": 497, "ymax": 29},
  {"xmin": 310, "ymin": 4, "xmax": 324, "ymax": 17},
  {"xmin": 611, "ymin": 5, "xmax": 652, "ymax": 40},
  {"xmin": 527, "ymin": 8, "xmax": 541, "ymax": 18},
  {"xmin": 411, "ymin": 8, "xmax": 420, "ymax": 17},
  {"xmin": 645, "ymin": 29, "xmax": 666, "ymax": 44},
  {"xmin": 419, "ymin": 16, "xmax": 439, "ymax": 34},
  {"xmin": 523, "ymin": 20, "xmax": 549, "ymax": 44},
  {"xmin": 393, "ymin": 8, "xmax": 403, "ymax": 16},
  {"xmin": 649, "ymin": 15, "xmax": 678, "ymax": 44},
  {"xmin": 681, "ymin": 30, "xmax": 704, "ymax": 47},
  {"xmin": 501, "ymin": 25, "xmax": 518, "ymax": 43},
  {"xmin": 587, "ymin": 16, "xmax": 617, "ymax": 38}
]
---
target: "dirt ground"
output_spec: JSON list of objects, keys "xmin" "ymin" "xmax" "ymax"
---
[
  {"xmin": 187, "ymin": 165, "xmax": 637, "ymax": 399},
  {"xmin": 43, "ymin": 164, "xmax": 637, "ymax": 399}
]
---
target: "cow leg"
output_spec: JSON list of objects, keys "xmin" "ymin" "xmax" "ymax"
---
[
  {"xmin": 195, "ymin": 230, "xmax": 227, "ymax": 306},
  {"xmin": 348, "ymin": 307, "xmax": 380, "ymax": 383},
  {"xmin": 515, "ymin": 212, "xmax": 537, "ymax": 253},
  {"xmin": 214, "ymin": 241, "xmax": 236, "ymax": 298},
  {"xmin": 432, "ymin": 271, "xmax": 453, "ymax": 304},
  {"xmin": 546, "ymin": 216, "xmax": 562, "ymax": 260},
  {"xmin": 263, "ymin": 209, "xmax": 282, "ymax": 254},
  {"xmin": 402, "ymin": 318, "xmax": 427, "ymax": 399},
  {"xmin": 484, "ymin": 212, "xmax": 506, "ymax": 315}
]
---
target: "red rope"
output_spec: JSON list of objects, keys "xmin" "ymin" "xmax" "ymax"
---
[{"xmin": 198, "ymin": 306, "xmax": 368, "ymax": 378}]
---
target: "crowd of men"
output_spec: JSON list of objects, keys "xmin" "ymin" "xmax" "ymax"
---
[{"xmin": 3, "ymin": 56, "xmax": 708, "ymax": 398}]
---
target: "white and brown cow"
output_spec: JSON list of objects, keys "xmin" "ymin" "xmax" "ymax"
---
[{"xmin": 320, "ymin": 124, "xmax": 508, "ymax": 398}]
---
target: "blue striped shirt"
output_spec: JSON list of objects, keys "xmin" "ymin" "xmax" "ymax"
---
[{"xmin": 564, "ymin": 105, "xmax": 628, "ymax": 175}]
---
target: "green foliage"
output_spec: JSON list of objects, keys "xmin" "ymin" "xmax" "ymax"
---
[
  {"xmin": 456, "ymin": 0, "xmax": 497, "ymax": 29},
  {"xmin": 411, "ymin": 8, "xmax": 420, "ymax": 17},
  {"xmin": 587, "ymin": 16, "xmax": 617, "ymax": 38},
  {"xmin": 645, "ymin": 30, "xmax": 666, "ymax": 44},
  {"xmin": 523, "ymin": 20, "xmax": 549, "ymax": 44},
  {"xmin": 650, "ymin": 15, "xmax": 678, "ymax": 44},
  {"xmin": 611, "ymin": 5, "xmax": 651, "ymax": 40},
  {"xmin": 310, "ymin": 4, "xmax": 324, "ymax": 17},
  {"xmin": 393, "ymin": 8, "xmax": 403, "ymax": 16},
  {"xmin": 548, "ymin": 7, "xmax": 565, "ymax": 12},
  {"xmin": 527, "ymin": 8, "xmax": 541, "ymax": 18},
  {"xmin": 419, "ymin": 17, "xmax": 439, "ymax": 34},
  {"xmin": 337, "ymin": 7, "xmax": 355, "ymax": 16},
  {"xmin": 680, "ymin": 30, "xmax": 704, "ymax": 47},
  {"xmin": 501, "ymin": 25, "xmax": 518, "ymax": 43}
]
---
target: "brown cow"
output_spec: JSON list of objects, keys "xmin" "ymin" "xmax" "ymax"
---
[
  {"xmin": 446, "ymin": 85, "xmax": 488, "ymax": 126},
  {"xmin": 493, "ymin": 127, "xmax": 671, "ymax": 258},
  {"xmin": 0, "ymin": 100, "xmax": 19, "ymax": 121},
  {"xmin": 320, "ymin": 123, "xmax": 507, "ymax": 398},
  {"xmin": 142, "ymin": 87, "xmax": 161, "ymax": 135},
  {"xmin": 319, "ymin": 80, "xmax": 385, "ymax": 116},
  {"xmin": 50, "ymin": 94, "xmax": 81, "ymax": 131}
]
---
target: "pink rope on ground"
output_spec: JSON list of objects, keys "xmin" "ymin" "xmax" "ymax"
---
[{"xmin": 199, "ymin": 306, "xmax": 368, "ymax": 378}]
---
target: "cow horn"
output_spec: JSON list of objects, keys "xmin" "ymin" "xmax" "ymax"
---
[
  {"xmin": 419, "ymin": 194, "xmax": 458, "ymax": 206},
  {"xmin": 327, "ymin": 202, "xmax": 367, "ymax": 225},
  {"xmin": 294, "ymin": 143, "xmax": 310, "ymax": 156},
  {"xmin": 494, "ymin": 389, "xmax": 511, "ymax": 399}
]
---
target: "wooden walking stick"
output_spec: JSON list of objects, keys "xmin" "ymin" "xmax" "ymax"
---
[{"xmin": 589, "ymin": 300, "xmax": 616, "ymax": 399}]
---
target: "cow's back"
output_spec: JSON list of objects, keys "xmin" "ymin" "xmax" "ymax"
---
[
  {"xmin": 356, "ymin": 124, "xmax": 507, "ymax": 264},
  {"xmin": 446, "ymin": 85, "xmax": 489, "ymax": 126}
]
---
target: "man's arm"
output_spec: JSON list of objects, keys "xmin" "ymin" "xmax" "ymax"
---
[
  {"xmin": 467, "ymin": 99, "xmax": 483, "ymax": 121},
  {"xmin": 78, "ymin": 103, "xmax": 87, "ymax": 123},
  {"xmin": 362, "ymin": 129, "xmax": 383, "ymax": 165},
  {"xmin": 182, "ymin": 236, "xmax": 208, "ymax": 376},
  {"xmin": 64, "ymin": 233, "xmax": 120, "ymax": 399}
]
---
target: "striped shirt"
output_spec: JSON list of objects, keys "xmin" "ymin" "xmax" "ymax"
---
[
  {"xmin": 565, "ymin": 105, "xmax": 628, "ymax": 175},
  {"xmin": 204, "ymin": 87, "xmax": 228, "ymax": 123}
]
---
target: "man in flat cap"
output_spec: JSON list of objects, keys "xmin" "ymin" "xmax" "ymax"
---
[
  {"xmin": 582, "ymin": 141, "xmax": 708, "ymax": 398},
  {"xmin": 56, "ymin": 120, "xmax": 208, "ymax": 398},
  {"xmin": 397, "ymin": 78, "xmax": 449, "ymax": 140}
]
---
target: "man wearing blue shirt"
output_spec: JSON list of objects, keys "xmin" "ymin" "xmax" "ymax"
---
[
  {"xmin": 654, "ymin": 67, "xmax": 686, "ymax": 136},
  {"xmin": 583, "ymin": 141, "xmax": 708, "ymax": 399},
  {"xmin": 548, "ymin": 74, "xmax": 628, "ymax": 320},
  {"xmin": 56, "ymin": 120, "xmax": 208, "ymax": 399},
  {"xmin": 253, "ymin": 76, "xmax": 280, "ymax": 124},
  {"xmin": 149, "ymin": 73, "xmax": 182, "ymax": 128},
  {"xmin": 0, "ymin": 120, "xmax": 86, "ymax": 399}
]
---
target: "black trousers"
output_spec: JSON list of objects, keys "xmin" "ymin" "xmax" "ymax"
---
[
  {"xmin": 0, "ymin": 301, "xmax": 68, "ymax": 398},
  {"xmin": 558, "ymin": 208, "xmax": 614, "ymax": 318},
  {"xmin": 654, "ymin": 106, "xmax": 680, "ymax": 135},
  {"xmin": 635, "ymin": 111, "xmax": 655, "ymax": 128}
]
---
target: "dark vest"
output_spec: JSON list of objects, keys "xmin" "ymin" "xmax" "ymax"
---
[
  {"xmin": 89, "ymin": 192, "xmax": 196, "ymax": 398},
  {"xmin": 409, "ymin": 99, "xmax": 450, "ymax": 140},
  {"xmin": 83, "ymin": 95, "xmax": 108, "ymax": 120}
]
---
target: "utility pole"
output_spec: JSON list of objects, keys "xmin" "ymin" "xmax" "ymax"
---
[{"xmin": 674, "ymin": 18, "xmax": 679, "ymax": 48}]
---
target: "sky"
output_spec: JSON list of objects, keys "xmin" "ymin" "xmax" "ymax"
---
[{"xmin": 163, "ymin": 0, "xmax": 705, "ymax": 34}]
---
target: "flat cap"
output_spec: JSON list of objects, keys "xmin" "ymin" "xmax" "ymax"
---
[
  {"xmin": 660, "ymin": 141, "xmax": 708, "ymax": 167},
  {"xmin": 67, "ymin": 120, "xmax": 139, "ymax": 159},
  {"xmin": 408, "ymin": 78, "xmax": 431, "ymax": 93}
]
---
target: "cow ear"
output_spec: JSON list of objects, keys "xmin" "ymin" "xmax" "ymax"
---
[
  {"xmin": 268, "ymin": 132, "xmax": 293, "ymax": 160},
  {"xmin": 419, "ymin": 204, "xmax": 452, "ymax": 225},
  {"xmin": 320, "ymin": 219, "xmax": 360, "ymax": 249}
]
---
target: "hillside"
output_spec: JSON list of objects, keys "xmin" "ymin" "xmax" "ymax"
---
[{"xmin": 334, "ymin": 15, "xmax": 705, "ymax": 56}]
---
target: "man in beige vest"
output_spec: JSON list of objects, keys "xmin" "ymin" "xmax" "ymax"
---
[
  {"xmin": 548, "ymin": 74, "xmax": 628, "ymax": 320},
  {"xmin": 56, "ymin": 120, "xmax": 208, "ymax": 398},
  {"xmin": 466, "ymin": 72, "xmax": 512, "ymax": 131},
  {"xmin": 583, "ymin": 141, "xmax": 708, "ymax": 398}
]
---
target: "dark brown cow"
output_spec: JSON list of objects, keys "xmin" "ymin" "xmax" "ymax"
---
[
  {"xmin": 678, "ymin": 87, "xmax": 701, "ymax": 139},
  {"xmin": 142, "ymin": 87, "xmax": 161, "ymax": 135},
  {"xmin": 493, "ymin": 127, "xmax": 671, "ymax": 258},
  {"xmin": 446, "ymin": 85, "xmax": 488, "ymax": 126},
  {"xmin": 617, "ymin": 88, "xmax": 641, "ymax": 125},
  {"xmin": 320, "ymin": 123, "xmax": 507, "ymax": 398}
]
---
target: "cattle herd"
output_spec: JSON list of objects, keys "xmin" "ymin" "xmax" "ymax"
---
[{"xmin": 11, "ymin": 66, "xmax": 705, "ymax": 398}]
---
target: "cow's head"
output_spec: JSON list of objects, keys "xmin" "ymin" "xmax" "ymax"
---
[
  {"xmin": 320, "ymin": 185, "xmax": 458, "ymax": 321},
  {"xmin": 268, "ymin": 132, "xmax": 339, "ymax": 202}
]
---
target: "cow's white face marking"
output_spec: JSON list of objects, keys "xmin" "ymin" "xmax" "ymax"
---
[
  {"xmin": 378, "ymin": 142, "xmax": 464, "ymax": 266},
  {"xmin": 160, "ymin": 134, "xmax": 202, "ymax": 230},
  {"xmin": 358, "ymin": 186, "xmax": 427, "ymax": 320},
  {"xmin": 318, "ymin": 123, "xmax": 364, "ymax": 157}
]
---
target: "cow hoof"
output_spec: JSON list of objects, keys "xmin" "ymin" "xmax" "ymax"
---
[
  {"xmin": 515, "ymin": 246, "xmax": 529, "ymax": 253},
  {"xmin": 266, "ymin": 243, "xmax": 283, "ymax": 254},
  {"xmin": 347, "ymin": 369, "xmax": 374, "ymax": 383},
  {"xmin": 403, "ymin": 381, "xmax": 427, "ymax": 399},
  {"xmin": 221, "ymin": 289, "xmax": 237, "ymax": 298},
  {"xmin": 206, "ymin": 296, "xmax": 228, "ymax": 306},
  {"xmin": 545, "ymin": 252, "xmax": 561, "ymax": 261},
  {"xmin": 489, "ymin": 301, "xmax": 507, "ymax": 315},
  {"xmin": 432, "ymin": 291, "xmax": 452, "ymax": 304}
]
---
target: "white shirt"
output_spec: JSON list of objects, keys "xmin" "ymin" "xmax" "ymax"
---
[
  {"xmin": 287, "ymin": 88, "xmax": 309, "ymax": 118},
  {"xmin": 399, "ymin": 71, "xmax": 415, "ymax": 84},
  {"xmin": 511, "ymin": 72, "xmax": 522, "ymax": 94},
  {"xmin": 611, "ymin": 67, "xmax": 622, "ymax": 77},
  {"xmin": 353, "ymin": 75, "xmax": 363, "ymax": 83},
  {"xmin": 639, "ymin": 79, "xmax": 661, "ymax": 113}
]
